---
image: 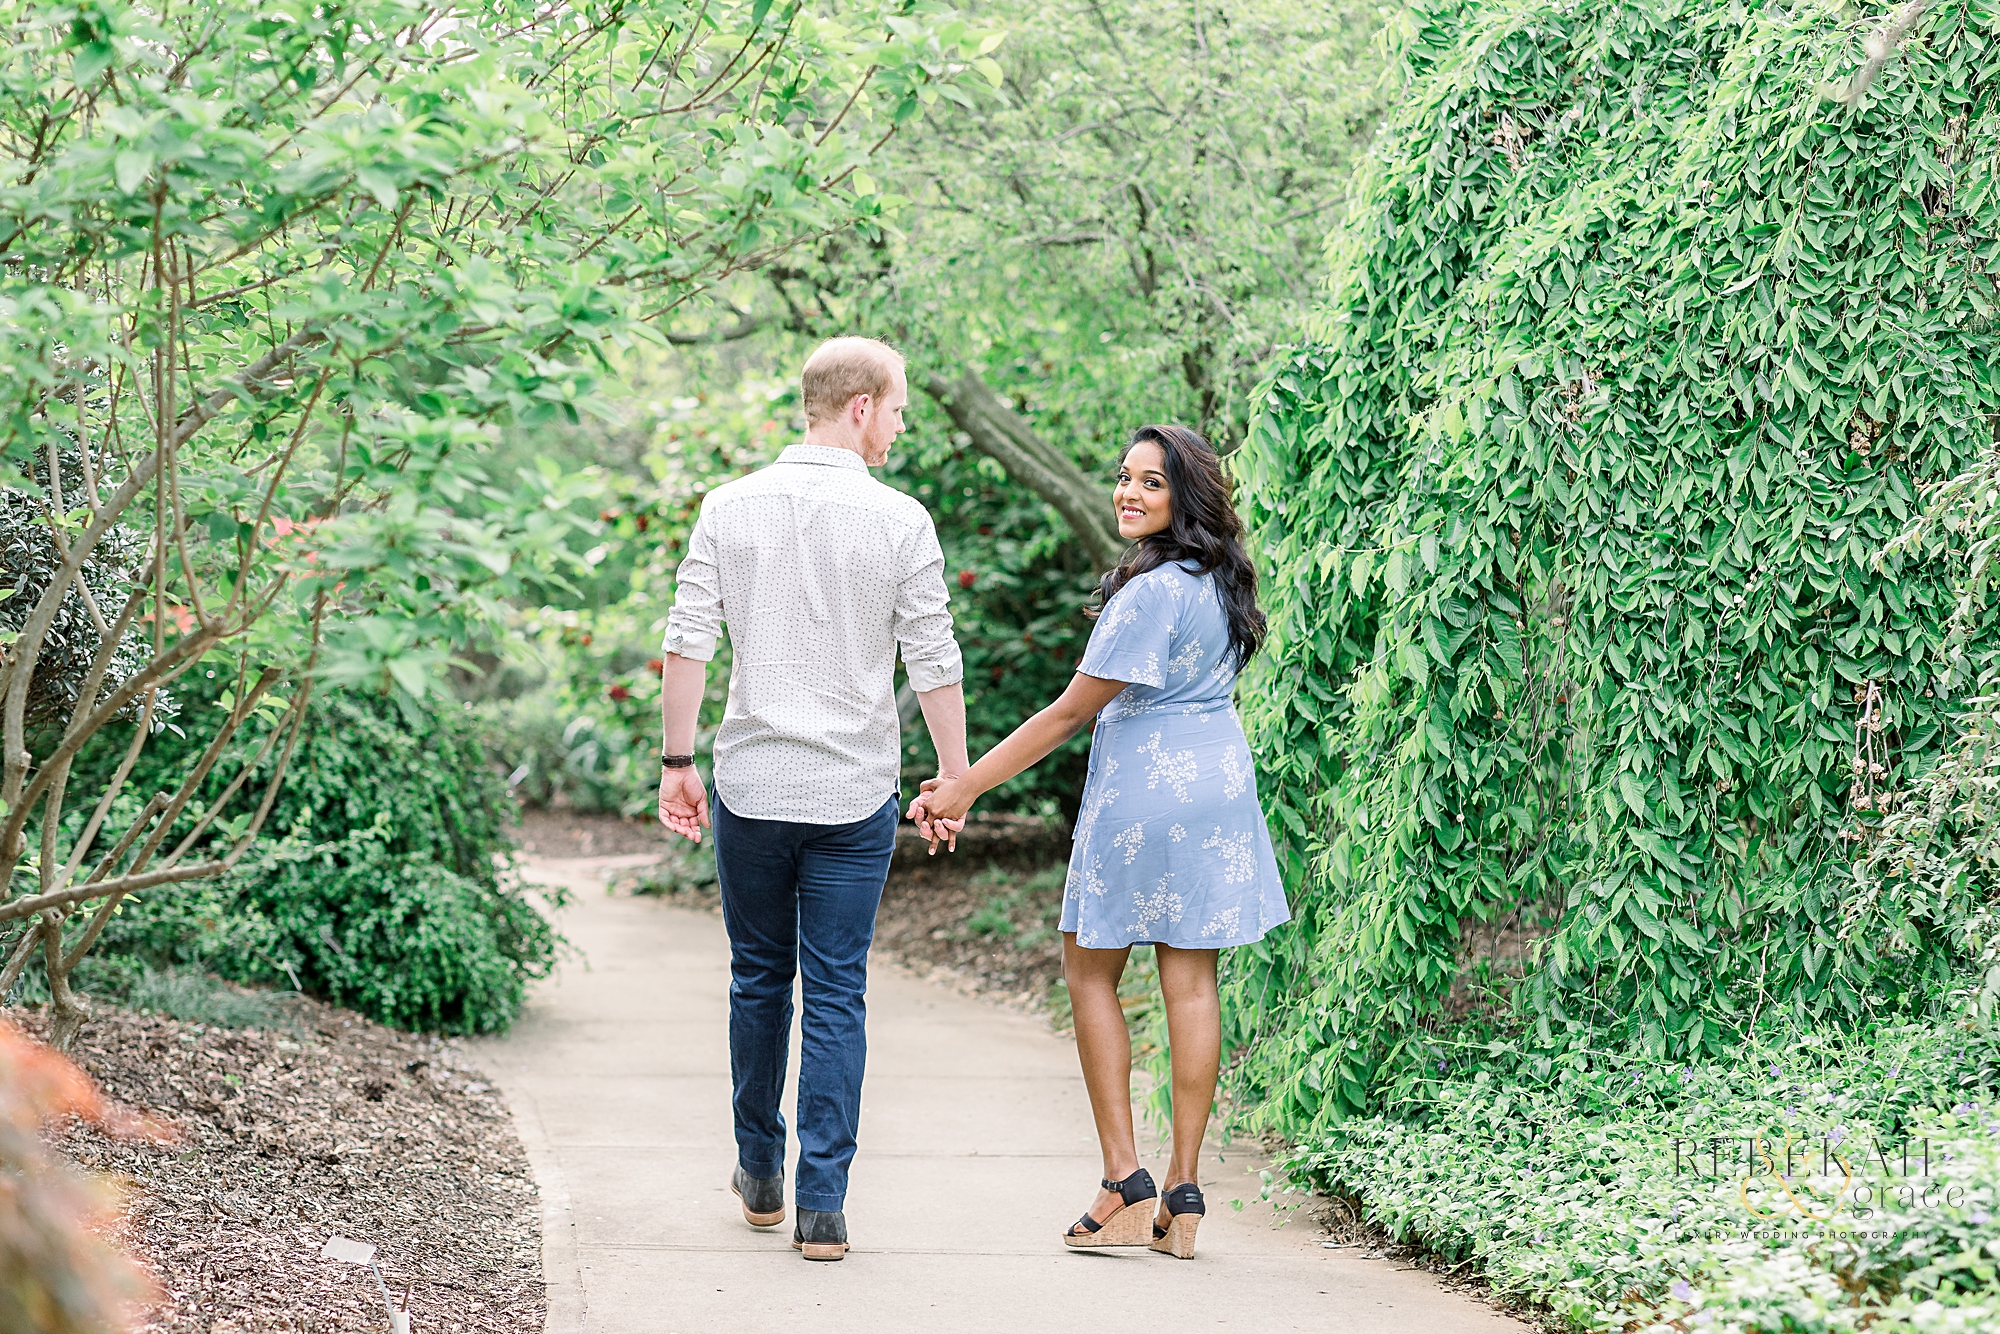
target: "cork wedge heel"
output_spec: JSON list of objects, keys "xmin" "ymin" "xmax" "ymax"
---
[
  {"xmin": 1149, "ymin": 1182, "xmax": 1205, "ymax": 1259},
  {"xmin": 1063, "ymin": 1168, "xmax": 1158, "ymax": 1249}
]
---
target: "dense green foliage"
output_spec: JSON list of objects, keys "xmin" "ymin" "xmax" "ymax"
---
[
  {"xmin": 0, "ymin": 0, "xmax": 998, "ymax": 1037},
  {"xmin": 1290, "ymin": 1024, "xmax": 2000, "ymax": 1331},
  {"xmin": 1229, "ymin": 0, "xmax": 2000, "ymax": 1129},
  {"xmin": 800, "ymin": 0, "xmax": 1385, "ymax": 446},
  {"xmin": 490, "ymin": 0, "xmax": 1389, "ymax": 817},
  {"xmin": 53, "ymin": 684, "xmax": 552, "ymax": 1034}
]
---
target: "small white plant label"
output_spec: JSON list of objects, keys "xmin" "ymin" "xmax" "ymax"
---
[{"xmin": 320, "ymin": 1236, "xmax": 377, "ymax": 1265}]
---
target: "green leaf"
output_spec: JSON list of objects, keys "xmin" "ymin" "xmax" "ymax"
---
[
  {"xmin": 114, "ymin": 150, "xmax": 153, "ymax": 193},
  {"xmin": 1618, "ymin": 772, "xmax": 1648, "ymax": 819},
  {"xmin": 356, "ymin": 168, "xmax": 399, "ymax": 211},
  {"xmin": 386, "ymin": 656, "xmax": 431, "ymax": 698}
]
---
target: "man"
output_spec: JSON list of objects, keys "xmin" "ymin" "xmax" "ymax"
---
[{"xmin": 655, "ymin": 336, "xmax": 968, "ymax": 1261}]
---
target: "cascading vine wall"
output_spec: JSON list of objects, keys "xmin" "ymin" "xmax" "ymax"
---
[{"xmin": 1226, "ymin": 0, "xmax": 2000, "ymax": 1131}]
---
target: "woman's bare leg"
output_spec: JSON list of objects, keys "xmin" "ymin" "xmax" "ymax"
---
[
  {"xmin": 1062, "ymin": 933, "xmax": 1138, "ymax": 1227},
  {"xmin": 1153, "ymin": 943, "xmax": 1221, "ymax": 1201}
]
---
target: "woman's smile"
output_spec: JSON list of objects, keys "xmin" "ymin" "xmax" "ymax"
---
[{"xmin": 1113, "ymin": 440, "xmax": 1173, "ymax": 539}]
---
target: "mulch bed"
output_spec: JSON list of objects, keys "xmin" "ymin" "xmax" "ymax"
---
[
  {"xmin": 593, "ymin": 807, "xmax": 1079, "ymax": 1011},
  {"xmin": 25, "ymin": 997, "xmax": 542, "ymax": 1334},
  {"xmin": 871, "ymin": 836, "xmax": 1070, "ymax": 1010}
]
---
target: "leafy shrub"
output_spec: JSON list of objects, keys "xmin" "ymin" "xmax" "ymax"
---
[
  {"xmin": 1231, "ymin": 0, "xmax": 2000, "ymax": 1128},
  {"xmin": 1286, "ymin": 1022, "xmax": 2000, "ymax": 1331},
  {"xmin": 226, "ymin": 828, "xmax": 550, "ymax": 1034},
  {"xmin": 630, "ymin": 836, "xmax": 720, "ymax": 900},
  {"xmin": 52, "ymin": 682, "xmax": 558, "ymax": 1035}
]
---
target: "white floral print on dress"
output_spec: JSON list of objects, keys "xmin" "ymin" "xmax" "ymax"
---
[
  {"xmin": 1112, "ymin": 823, "xmax": 1146, "ymax": 865},
  {"xmin": 1200, "ymin": 906, "xmax": 1242, "ymax": 939},
  {"xmin": 1202, "ymin": 828, "xmax": 1257, "ymax": 884},
  {"xmin": 1128, "ymin": 878, "xmax": 1186, "ymax": 936},
  {"xmin": 1076, "ymin": 782, "xmax": 1120, "ymax": 839},
  {"xmin": 1220, "ymin": 745, "xmax": 1249, "ymax": 801},
  {"xmin": 1058, "ymin": 562, "xmax": 1289, "ymax": 951},
  {"xmin": 1139, "ymin": 731, "xmax": 1198, "ymax": 802},
  {"xmin": 1166, "ymin": 637, "xmax": 1203, "ymax": 680},
  {"xmin": 1066, "ymin": 856, "xmax": 1109, "ymax": 898}
]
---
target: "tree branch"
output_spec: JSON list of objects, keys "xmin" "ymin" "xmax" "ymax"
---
[
  {"xmin": 0, "ymin": 861, "xmax": 229, "ymax": 925},
  {"xmin": 1828, "ymin": 0, "xmax": 1931, "ymax": 107},
  {"xmin": 921, "ymin": 368, "xmax": 1126, "ymax": 573}
]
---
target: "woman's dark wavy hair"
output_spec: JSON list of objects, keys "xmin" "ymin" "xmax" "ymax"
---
[{"xmin": 1086, "ymin": 424, "xmax": 1267, "ymax": 671}]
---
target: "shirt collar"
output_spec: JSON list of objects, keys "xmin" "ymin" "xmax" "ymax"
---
[{"xmin": 777, "ymin": 443, "xmax": 870, "ymax": 472}]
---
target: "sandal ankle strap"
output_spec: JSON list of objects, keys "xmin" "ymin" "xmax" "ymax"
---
[{"xmin": 1101, "ymin": 1168, "xmax": 1158, "ymax": 1206}]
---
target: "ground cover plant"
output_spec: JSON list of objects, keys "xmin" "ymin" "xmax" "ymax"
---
[
  {"xmin": 1232, "ymin": 0, "xmax": 2000, "ymax": 1127},
  {"xmin": 1289, "ymin": 1024, "xmax": 2000, "ymax": 1331}
]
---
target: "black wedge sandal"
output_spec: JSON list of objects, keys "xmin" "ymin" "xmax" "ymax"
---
[
  {"xmin": 1062, "ymin": 1168, "xmax": 1158, "ymax": 1248},
  {"xmin": 1150, "ymin": 1181, "xmax": 1205, "ymax": 1258}
]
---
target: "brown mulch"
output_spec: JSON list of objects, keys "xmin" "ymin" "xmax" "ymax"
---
[
  {"xmin": 26, "ymin": 998, "xmax": 542, "ymax": 1334},
  {"xmin": 592, "ymin": 807, "xmax": 1079, "ymax": 1010},
  {"xmin": 510, "ymin": 806, "xmax": 670, "ymax": 859},
  {"xmin": 871, "ymin": 839, "xmax": 1070, "ymax": 1010}
]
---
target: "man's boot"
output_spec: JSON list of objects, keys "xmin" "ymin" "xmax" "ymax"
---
[
  {"xmin": 731, "ymin": 1166, "xmax": 785, "ymax": 1227},
  {"xmin": 792, "ymin": 1208, "xmax": 848, "ymax": 1261}
]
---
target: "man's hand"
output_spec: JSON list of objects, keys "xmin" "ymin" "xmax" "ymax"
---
[{"xmin": 658, "ymin": 766, "xmax": 711, "ymax": 842}]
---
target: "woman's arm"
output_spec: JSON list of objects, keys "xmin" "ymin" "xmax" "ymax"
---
[{"xmin": 911, "ymin": 672, "xmax": 1129, "ymax": 834}]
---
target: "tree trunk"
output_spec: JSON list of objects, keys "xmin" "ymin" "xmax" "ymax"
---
[
  {"xmin": 40, "ymin": 912, "xmax": 89, "ymax": 1052},
  {"xmin": 921, "ymin": 370, "xmax": 1127, "ymax": 574}
]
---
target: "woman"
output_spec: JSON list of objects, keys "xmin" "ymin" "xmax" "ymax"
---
[{"xmin": 911, "ymin": 423, "xmax": 1288, "ymax": 1258}]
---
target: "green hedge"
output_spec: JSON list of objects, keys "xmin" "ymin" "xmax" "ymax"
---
[{"xmin": 1229, "ymin": 0, "xmax": 2000, "ymax": 1130}]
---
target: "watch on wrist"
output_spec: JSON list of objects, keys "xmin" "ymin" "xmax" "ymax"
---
[{"xmin": 661, "ymin": 753, "xmax": 696, "ymax": 769}]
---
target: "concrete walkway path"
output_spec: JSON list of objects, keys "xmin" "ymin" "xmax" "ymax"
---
[{"xmin": 478, "ymin": 853, "xmax": 1524, "ymax": 1334}]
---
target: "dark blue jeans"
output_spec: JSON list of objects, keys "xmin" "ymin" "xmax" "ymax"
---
[{"xmin": 712, "ymin": 790, "xmax": 897, "ymax": 1212}]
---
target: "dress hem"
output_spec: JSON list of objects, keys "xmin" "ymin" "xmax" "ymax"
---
[{"xmin": 1059, "ymin": 924, "xmax": 1288, "ymax": 952}]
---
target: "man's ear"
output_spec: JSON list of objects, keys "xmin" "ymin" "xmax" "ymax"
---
[{"xmin": 850, "ymin": 393, "xmax": 871, "ymax": 424}]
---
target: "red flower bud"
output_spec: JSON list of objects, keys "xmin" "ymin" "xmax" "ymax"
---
[{"xmin": 958, "ymin": 569, "xmax": 977, "ymax": 589}]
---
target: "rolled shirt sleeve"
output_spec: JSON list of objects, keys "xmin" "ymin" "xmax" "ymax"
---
[
  {"xmin": 661, "ymin": 506, "xmax": 723, "ymax": 662},
  {"xmin": 893, "ymin": 515, "xmax": 963, "ymax": 693}
]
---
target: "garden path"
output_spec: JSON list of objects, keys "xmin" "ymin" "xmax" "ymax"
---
[{"xmin": 478, "ymin": 852, "xmax": 1526, "ymax": 1334}]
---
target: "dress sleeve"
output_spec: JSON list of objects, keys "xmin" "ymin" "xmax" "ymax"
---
[{"xmin": 1078, "ymin": 572, "xmax": 1175, "ymax": 687}]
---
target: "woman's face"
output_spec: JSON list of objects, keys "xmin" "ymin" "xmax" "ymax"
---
[{"xmin": 1114, "ymin": 440, "xmax": 1172, "ymax": 540}]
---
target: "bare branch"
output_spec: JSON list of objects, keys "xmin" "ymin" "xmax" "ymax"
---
[
  {"xmin": 1827, "ymin": 0, "xmax": 1932, "ymax": 107},
  {"xmin": 0, "ymin": 860, "xmax": 230, "ymax": 925},
  {"xmin": 663, "ymin": 309, "xmax": 778, "ymax": 344}
]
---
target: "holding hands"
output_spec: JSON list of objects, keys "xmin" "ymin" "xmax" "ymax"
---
[
  {"xmin": 904, "ymin": 671, "xmax": 1127, "ymax": 855},
  {"xmin": 908, "ymin": 774, "xmax": 973, "ymax": 854}
]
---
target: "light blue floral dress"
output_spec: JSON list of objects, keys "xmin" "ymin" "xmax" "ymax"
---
[{"xmin": 1060, "ymin": 562, "xmax": 1289, "ymax": 949}]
